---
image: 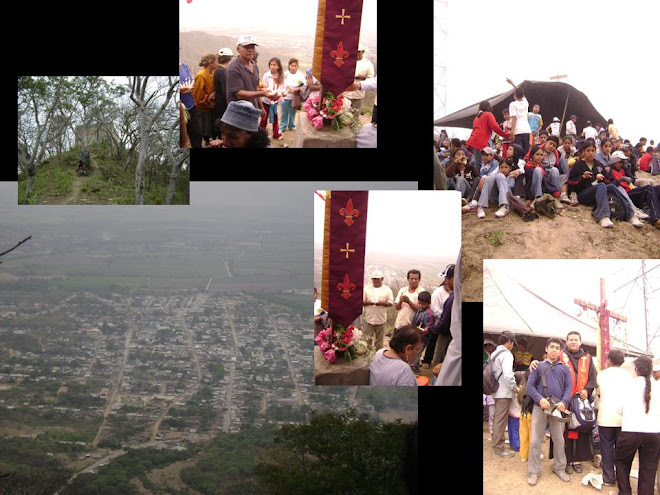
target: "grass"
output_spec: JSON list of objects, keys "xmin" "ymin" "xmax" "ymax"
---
[
  {"xmin": 18, "ymin": 153, "xmax": 76, "ymax": 204},
  {"xmin": 485, "ymin": 231, "xmax": 504, "ymax": 247}
]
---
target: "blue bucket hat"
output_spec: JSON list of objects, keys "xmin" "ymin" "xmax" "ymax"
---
[{"xmin": 221, "ymin": 101, "xmax": 261, "ymax": 132}]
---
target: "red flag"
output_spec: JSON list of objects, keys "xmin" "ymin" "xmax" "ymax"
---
[
  {"xmin": 321, "ymin": 191, "xmax": 368, "ymax": 328},
  {"xmin": 313, "ymin": 0, "xmax": 364, "ymax": 97}
]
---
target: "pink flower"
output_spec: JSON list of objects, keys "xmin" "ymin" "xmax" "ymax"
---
[
  {"xmin": 312, "ymin": 116, "xmax": 324, "ymax": 129},
  {"xmin": 324, "ymin": 349, "xmax": 337, "ymax": 363}
]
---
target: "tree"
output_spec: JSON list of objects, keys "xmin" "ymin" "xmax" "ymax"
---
[
  {"xmin": 0, "ymin": 467, "xmax": 70, "ymax": 495},
  {"xmin": 254, "ymin": 409, "xmax": 414, "ymax": 495},
  {"xmin": 128, "ymin": 76, "xmax": 178, "ymax": 205}
]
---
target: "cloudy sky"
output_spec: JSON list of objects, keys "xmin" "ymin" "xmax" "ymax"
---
[
  {"xmin": 435, "ymin": 0, "xmax": 660, "ymax": 142},
  {"xmin": 485, "ymin": 259, "xmax": 660, "ymax": 356},
  {"xmin": 180, "ymin": 0, "xmax": 377, "ymax": 40}
]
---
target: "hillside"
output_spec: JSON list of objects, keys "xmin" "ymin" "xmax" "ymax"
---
[
  {"xmin": 17, "ymin": 143, "xmax": 190, "ymax": 206},
  {"xmin": 461, "ymin": 171, "xmax": 660, "ymax": 302}
]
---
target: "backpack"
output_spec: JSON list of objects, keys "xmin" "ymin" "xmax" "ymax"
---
[
  {"xmin": 568, "ymin": 394, "xmax": 597, "ymax": 432},
  {"xmin": 483, "ymin": 349, "xmax": 507, "ymax": 395},
  {"xmin": 606, "ymin": 191, "xmax": 626, "ymax": 221}
]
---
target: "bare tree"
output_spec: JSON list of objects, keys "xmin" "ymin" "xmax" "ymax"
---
[{"xmin": 128, "ymin": 76, "xmax": 178, "ymax": 205}]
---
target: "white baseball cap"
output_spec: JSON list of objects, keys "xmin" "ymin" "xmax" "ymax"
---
[
  {"xmin": 218, "ymin": 47, "xmax": 234, "ymax": 57},
  {"xmin": 237, "ymin": 35, "xmax": 258, "ymax": 46},
  {"xmin": 370, "ymin": 270, "xmax": 384, "ymax": 279}
]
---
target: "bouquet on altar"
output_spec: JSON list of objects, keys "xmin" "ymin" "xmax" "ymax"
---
[
  {"xmin": 303, "ymin": 92, "xmax": 362, "ymax": 133},
  {"xmin": 315, "ymin": 323, "xmax": 368, "ymax": 363}
]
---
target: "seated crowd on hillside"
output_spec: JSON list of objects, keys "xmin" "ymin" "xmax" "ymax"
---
[
  {"xmin": 434, "ymin": 81, "xmax": 660, "ymax": 229},
  {"xmin": 179, "ymin": 34, "xmax": 376, "ymax": 149}
]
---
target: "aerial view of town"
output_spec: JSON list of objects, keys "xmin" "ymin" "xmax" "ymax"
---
[{"xmin": 0, "ymin": 183, "xmax": 417, "ymax": 494}]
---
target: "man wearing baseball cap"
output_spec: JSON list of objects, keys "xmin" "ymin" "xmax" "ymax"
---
[
  {"xmin": 362, "ymin": 270, "xmax": 394, "ymax": 350},
  {"xmin": 566, "ymin": 115, "xmax": 578, "ymax": 140},
  {"xmin": 343, "ymin": 43, "xmax": 375, "ymax": 118},
  {"xmin": 213, "ymin": 48, "xmax": 234, "ymax": 139},
  {"xmin": 491, "ymin": 330, "xmax": 519, "ymax": 458},
  {"xmin": 226, "ymin": 34, "xmax": 270, "ymax": 120}
]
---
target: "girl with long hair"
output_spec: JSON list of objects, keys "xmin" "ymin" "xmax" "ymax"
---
[{"xmin": 260, "ymin": 57, "xmax": 285, "ymax": 140}]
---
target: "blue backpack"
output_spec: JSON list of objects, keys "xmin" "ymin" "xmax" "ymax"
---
[{"xmin": 569, "ymin": 394, "xmax": 597, "ymax": 432}]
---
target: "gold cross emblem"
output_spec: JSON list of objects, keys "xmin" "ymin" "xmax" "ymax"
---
[
  {"xmin": 340, "ymin": 242, "xmax": 355, "ymax": 259},
  {"xmin": 336, "ymin": 8, "xmax": 351, "ymax": 25}
]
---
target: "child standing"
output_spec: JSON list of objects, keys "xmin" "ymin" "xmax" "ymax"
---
[
  {"xmin": 410, "ymin": 291, "xmax": 434, "ymax": 374},
  {"xmin": 281, "ymin": 58, "xmax": 307, "ymax": 132},
  {"xmin": 517, "ymin": 371, "xmax": 532, "ymax": 462},
  {"xmin": 260, "ymin": 57, "xmax": 285, "ymax": 140},
  {"xmin": 527, "ymin": 104, "xmax": 543, "ymax": 145}
]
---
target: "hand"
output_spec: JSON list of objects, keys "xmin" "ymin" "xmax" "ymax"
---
[
  {"xmin": 259, "ymin": 89, "xmax": 271, "ymax": 97},
  {"xmin": 261, "ymin": 108, "xmax": 267, "ymax": 121},
  {"xmin": 344, "ymin": 82, "xmax": 360, "ymax": 92},
  {"xmin": 582, "ymin": 171, "xmax": 593, "ymax": 179},
  {"xmin": 179, "ymin": 86, "xmax": 194, "ymax": 94},
  {"xmin": 556, "ymin": 402, "xmax": 566, "ymax": 412},
  {"xmin": 208, "ymin": 139, "xmax": 223, "ymax": 148},
  {"xmin": 529, "ymin": 360, "xmax": 539, "ymax": 371},
  {"xmin": 596, "ymin": 173, "xmax": 605, "ymax": 181},
  {"xmin": 209, "ymin": 91, "xmax": 216, "ymax": 100},
  {"xmin": 539, "ymin": 397, "xmax": 550, "ymax": 410},
  {"xmin": 579, "ymin": 389, "xmax": 588, "ymax": 401}
]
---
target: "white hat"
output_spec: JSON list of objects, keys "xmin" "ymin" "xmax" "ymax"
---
[
  {"xmin": 483, "ymin": 338, "xmax": 496, "ymax": 346},
  {"xmin": 218, "ymin": 47, "xmax": 234, "ymax": 57},
  {"xmin": 358, "ymin": 43, "xmax": 366, "ymax": 52},
  {"xmin": 237, "ymin": 35, "xmax": 258, "ymax": 46},
  {"xmin": 609, "ymin": 150, "xmax": 628, "ymax": 165},
  {"xmin": 370, "ymin": 270, "xmax": 384, "ymax": 279},
  {"xmin": 553, "ymin": 117, "xmax": 560, "ymax": 122}
]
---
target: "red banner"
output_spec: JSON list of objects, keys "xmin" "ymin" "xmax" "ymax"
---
[
  {"xmin": 313, "ymin": 0, "xmax": 364, "ymax": 97},
  {"xmin": 322, "ymin": 191, "xmax": 368, "ymax": 328}
]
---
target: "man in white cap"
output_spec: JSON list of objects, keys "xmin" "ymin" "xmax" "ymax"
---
[
  {"xmin": 546, "ymin": 117, "xmax": 562, "ymax": 138},
  {"xmin": 362, "ymin": 270, "xmax": 394, "ymax": 350},
  {"xmin": 342, "ymin": 43, "xmax": 375, "ymax": 117},
  {"xmin": 213, "ymin": 47, "xmax": 234, "ymax": 138},
  {"xmin": 226, "ymin": 35, "xmax": 271, "ymax": 120}
]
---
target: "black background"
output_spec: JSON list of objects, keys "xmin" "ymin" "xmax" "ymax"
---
[{"xmin": 9, "ymin": 2, "xmax": 482, "ymax": 491}]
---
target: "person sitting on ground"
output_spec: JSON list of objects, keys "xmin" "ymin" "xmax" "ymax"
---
[
  {"xmin": 567, "ymin": 139, "xmax": 641, "ymax": 228},
  {"xmin": 596, "ymin": 137, "xmax": 614, "ymax": 170},
  {"xmin": 524, "ymin": 144, "xmax": 560, "ymax": 204},
  {"xmin": 441, "ymin": 138, "xmax": 463, "ymax": 168},
  {"xmin": 559, "ymin": 135, "xmax": 578, "ymax": 167},
  {"xmin": 639, "ymin": 146, "xmax": 656, "ymax": 173},
  {"xmin": 208, "ymin": 101, "xmax": 272, "ymax": 148},
  {"xmin": 445, "ymin": 148, "xmax": 479, "ymax": 200},
  {"xmin": 368, "ymin": 325, "xmax": 421, "ymax": 387},
  {"xmin": 609, "ymin": 151, "xmax": 653, "ymax": 223},
  {"xmin": 464, "ymin": 147, "xmax": 500, "ymax": 209},
  {"xmin": 474, "ymin": 144, "xmax": 525, "ymax": 219},
  {"xmin": 622, "ymin": 144, "xmax": 639, "ymax": 176}
]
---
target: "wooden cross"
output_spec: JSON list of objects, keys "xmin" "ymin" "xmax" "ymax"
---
[
  {"xmin": 574, "ymin": 278, "xmax": 627, "ymax": 371},
  {"xmin": 340, "ymin": 242, "xmax": 355, "ymax": 259},
  {"xmin": 335, "ymin": 8, "xmax": 351, "ymax": 25}
]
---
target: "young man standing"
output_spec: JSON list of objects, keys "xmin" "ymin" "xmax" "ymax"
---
[
  {"xmin": 394, "ymin": 270, "xmax": 426, "ymax": 330},
  {"xmin": 491, "ymin": 331, "xmax": 519, "ymax": 459},
  {"xmin": 596, "ymin": 349, "xmax": 632, "ymax": 486},
  {"xmin": 362, "ymin": 270, "xmax": 394, "ymax": 350},
  {"xmin": 526, "ymin": 337, "xmax": 573, "ymax": 486},
  {"xmin": 506, "ymin": 78, "xmax": 532, "ymax": 155}
]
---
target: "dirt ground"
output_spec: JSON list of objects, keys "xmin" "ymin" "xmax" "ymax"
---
[
  {"xmin": 482, "ymin": 421, "xmax": 657, "ymax": 495},
  {"xmin": 462, "ymin": 172, "xmax": 660, "ymax": 302}
]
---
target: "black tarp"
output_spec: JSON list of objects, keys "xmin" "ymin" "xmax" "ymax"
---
[{"xmin": 434, "ymin": 80, "xmax": 608, "ymax": 136}]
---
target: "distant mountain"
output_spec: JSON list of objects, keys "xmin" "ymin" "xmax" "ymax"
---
[{"xmin": 179, "ymin": 30, "xmax": 377, "ymax": 80}]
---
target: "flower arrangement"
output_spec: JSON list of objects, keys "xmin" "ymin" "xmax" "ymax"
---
[
  {"xmin": 315, "ymin": 323, "xmax": 365, "ymax": 363},
  {"xmin": 303, "ymin": 92, "xmax": 362, "ymax": 133}
]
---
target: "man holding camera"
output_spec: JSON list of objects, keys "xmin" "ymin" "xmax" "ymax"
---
[{"xmin": 525, "ymin": 337, "xmax": 573, "ymax": 486}]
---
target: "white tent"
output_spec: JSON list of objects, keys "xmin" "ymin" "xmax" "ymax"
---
[{"xmin": 483, "ymin": 264, "xmax": 646, "ymax": 361}]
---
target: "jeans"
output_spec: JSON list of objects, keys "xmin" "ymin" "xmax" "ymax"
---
[
  {"xmin": 529, "ymin": 404, "xmax": 567, "ymax": 475},
  {"xmin": 577, "ymin": 183, "xmax": 634, "ymax": 221},
  {"xmin": 470, "ymin": 146, "xmax": 483, "ymax": 170},
  {"xmin": 280, "ymin": 98, "xmax": 296, "ymax": 130},
  {"xmin": 448, "ymin": 177, "xmax": 477, "ymax": 199},
  {"xmin": 614, "ymin": 431, "xmax": 660, "ymax": 495},
  {"xmin": 599, "ymin": 426, "xmax": 620, "ymax": 484},
  {"xmin": 514, "ymin": 133, "xmax": 530, "ymax": 156},
  {"xmin": 478, "ymin": 173, "xmax": 513, "ymax": 207},
  {"xmin": 508, "ymin": 416, "xmax": 520, "ymax": 451},
  {"xmin": 628, "ymin": 185, "xmax": 660, "ymax": 224}
]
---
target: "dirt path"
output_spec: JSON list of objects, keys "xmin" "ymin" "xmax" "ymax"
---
[
  {"xmin": 50, "ymin": 174, "xmax": 84, "ymax": 205},
  {"xmin": 482, "ymin": 422, "xmax": 652, "ymax": 495},
  {"xmin": 462, "ymin": 173, "xmax": 660, "ymax": 302}
]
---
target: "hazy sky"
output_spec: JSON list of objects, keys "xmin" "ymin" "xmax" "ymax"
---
[
  {"xmin": 180, "ymin": 0, "xmax": 377, "ymax": 41},
  {"xmin": 314, "ymin": 190, "xmax": 462, "ymax": 259},
  {"xmin": 485, "ymin": 259, "xmax": 660, "ymax": 356},
  {"xmin": 435, "ymin": 0, "xmax": 660, "ymax": 142}
]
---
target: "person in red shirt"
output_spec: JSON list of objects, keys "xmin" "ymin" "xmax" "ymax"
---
[
  {"xmin": 639, "ymin": 146, "xmax": 655, "ymax": 172},
  {"xmin": 466, "ymin": 100, "xmax": 510, "ymax": 172}
]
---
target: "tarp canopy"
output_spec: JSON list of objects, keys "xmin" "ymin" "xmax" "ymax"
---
[
  {"xmin": 434, "ymin": 80, "xmax": 608, "ymax": 135},
  {"xmin": 483, "ymin": 265, "xmax": 646, "ymax": 362}
]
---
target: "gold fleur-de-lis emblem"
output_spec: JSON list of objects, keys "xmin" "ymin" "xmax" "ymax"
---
[
  {"xmin": 330, "ymin": 42, "xmax": 350, "ymax": 68},
  {"xmin": 337, "ymin": 274, "xmax": 356, "ymax": 300},
  {"xmin": 338, "ymin": 198, "xmax": 359, "ymax": 226}
]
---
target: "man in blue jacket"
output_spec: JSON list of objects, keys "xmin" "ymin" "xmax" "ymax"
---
[{"xmin": 526, "ymin": 337, "xmax": 573, "ymax": 486}]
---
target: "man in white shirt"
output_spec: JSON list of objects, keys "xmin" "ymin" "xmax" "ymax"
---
[
  {"xmin": 506, "ymin": 78, "xmax": 532, "ymax": 155},
  {"xmin": 583, "ymin": 120, "xmax": 598, "ymax": 141},
  {"xmin": 491, "ymin": 330, "xmax": 518, "ymax": 458},
  {"xmin": 596, "ymin": 349, "xmax": 632, "ymax": 486},
  {"xmin": 343, "ymin": 44, "xmax": 375, "ymax": 117},
  {"xmin": 394, "ymin": 269, "xmax": 426, "ymax": 330},
  {"xmin": 362, "ymin": 270, "xmax": 394, "ymax": 350},
  {"xmin": 566, "ymin": 115, "xmax": 578, "ymax": 139}
]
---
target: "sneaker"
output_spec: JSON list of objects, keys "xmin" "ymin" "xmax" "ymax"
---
[
  {"xmin": 593, "ymin": 454, "xmax": 602, "ymax": 469},
  {"xmin": 527, "ymin": 473, "xmax": 539, "ymax": 486},
  {"xmin": 277, "ymin": 136, "xmax": 284, "ymax": 140},
  {"xmin": 569, "ymin": 192, "xmax": 579, "ymax": 206},
  {"xmin": 462, "ymin": 198, "xmax": 468, "ymax": 206},
  {"xmin": 628, "ymin": 216, "xmax": 644, "ymax": 228},
  {"xmin": 554, "ymin": 470, "xmax": 571, "ymax": 482},
  {"xmin": 565, "ymin": 464, "xmax": 573, "ymax": 474},
  {"xmin": 572, "ymin": 463, "xmax": 583, "ymax": 473},
  {"xmin": 559, "ymin": 192, "xmax": 571, "ymax": 204},
  {"xmin": 477, "ymin": 207, "xmax": 486, "ymax": 218},
  {"xmin": 554, "ymin": 199, "xmax": 564, "ymax": 210},
  {"xmin": 521, "ymin": 457, "xmax": 528, "ymax": 462},
  {"xmin": 540, "ymin": 453, "xmax": 544, "ymax": 460},
  {"xmin": 462, "ymin": 200, "xmax": 478, "ymax": 212},
  {"xmin": 495, "ymin": 205, "xmax": 510, "ymax": 218},
  {"xmin": 635, "ymin": 209, "xmax": 650, "ymax": 220},
  {"xmin": 600, "ymin": 217, "xmax": 614, "ymax": 228},
  {"xmin": 493, "ymin": 450, "xmax": 515, "ymax": 458}
]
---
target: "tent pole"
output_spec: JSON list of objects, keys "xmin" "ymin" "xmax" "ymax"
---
[{"xmin": 560, "ymin": 88, "xmax": 570, "ymax": 134}]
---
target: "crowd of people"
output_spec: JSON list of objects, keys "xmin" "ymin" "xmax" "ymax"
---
[
  {"xmin": 313, "ymin": 266, "xmax": 456, "ymax": 387},
  {"xmin": 484, "ymin": 330, "xmax": 660, "ymax": 493},
  {"xmin": 179, "ymin": 35, "xmax": 377, "ymax": 149},
  {"xmin": 434, "ymin": 78, "xmax": 660, "ymax": 229}
]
